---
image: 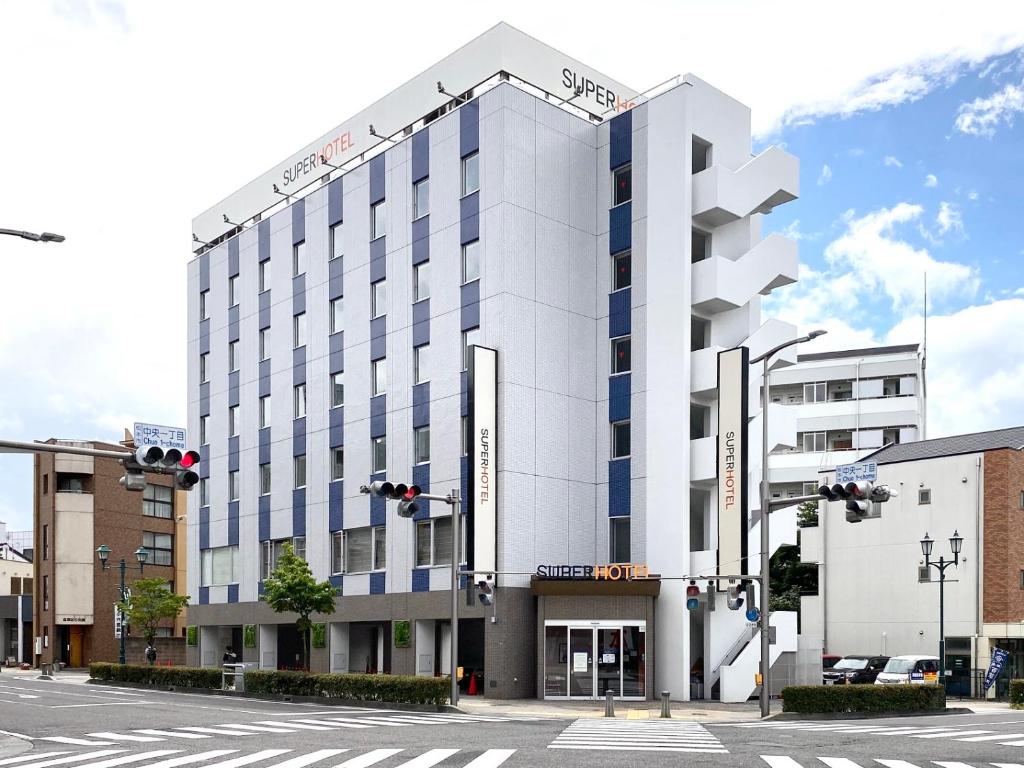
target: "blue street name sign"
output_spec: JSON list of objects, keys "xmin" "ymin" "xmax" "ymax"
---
[{"xmin": 836, "ymin": 461, "xmax": 877, "ymax": 484}]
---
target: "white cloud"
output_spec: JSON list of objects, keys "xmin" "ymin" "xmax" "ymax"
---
[
  {"xmin": 954, "ymin": 80, "xmax": 1024, "ymax": 137},
  {"xmin": 924, "ymin": 173, "xmax": 938, "ymax": 187},
  {"xmin": 777, "ymin": 219, "xmax": 807, "ymax": 241},
  {"xmin": 1015, "ymin": 287, "xmax": 1024, "ymax": 296},
  {"xmin": 967, "ymin": 189, "xmax": 980, "ymax": 200},
  {"xmin": 817, "ymin": 164, "xmax": 833, "ymax": 186},
  {"xmin": 884, "ymin": 155, "xmax": 903, "ymax": 168},
  {"xmin": 935, "ymin": 201, "xmax": 965, "ymax": 237}
]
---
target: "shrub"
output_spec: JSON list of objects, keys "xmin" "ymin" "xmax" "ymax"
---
[
  {"xmin": 90, "ymin": 663, "xmax": 222, "ymax": 689},
  {"xmin": 781, "ymin": 684, "xmax": 945, "ymax": 714},
  {"xmin": 1010, "ymin": 679, "xmax": 1024, "ymax": 708},
  {"xmin": 244, "ymin": 670, "xmax": 449, "ymax": 706}
]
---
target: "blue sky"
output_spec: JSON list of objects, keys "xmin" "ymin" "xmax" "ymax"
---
[{"xmin": 0, "ymin": 1, "xmax": 1022, "ymax": 533}]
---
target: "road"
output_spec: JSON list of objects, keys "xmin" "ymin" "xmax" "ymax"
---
[{"xmin": 2, "ymin": 675, "xmax": 1024, "ymax": 767}]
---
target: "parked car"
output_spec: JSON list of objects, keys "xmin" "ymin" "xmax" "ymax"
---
[
  {"xmin": 874, "ymin": 655, "xmax": 940, "ymax": 685},
  {"xmin": 822, "ymin": 654, "xmax": 841, "ymax": 671},
  {"xmin": 823, "ymin": 655, "xmax": 889, "ymax": 685}
]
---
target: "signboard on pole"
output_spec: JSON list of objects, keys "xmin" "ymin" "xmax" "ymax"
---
[
  {"xmin": 836, "ymin": 461, "xmax": 877, "ymax": 484},
  {"xmin": 134, "ymin": 423, "xmax": 187, "ymax": 452},
  {"xmin": 984, "ymin": 648, "xmax": 1009, "ymax": 692},
  {"xmin": 467, "ymin": 346, "xmax": 498, "ymax": 583},
  {"xmin": 113, "ymin": 605, "xmax": 124, "ymax": 639},
  {"xmin": 717, "ymin": 347, "xmax": 750, "ymax": 582}
]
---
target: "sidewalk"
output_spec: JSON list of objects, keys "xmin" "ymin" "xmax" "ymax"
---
[{"xmin": 457, "ymin": 696, "xmax": 764, "ymax": 721}]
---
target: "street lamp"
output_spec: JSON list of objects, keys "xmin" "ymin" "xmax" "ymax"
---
[
  {"xmin": 0, "ymin": 228, "xmax": 65, "ymax": 243},
  {"xmin": 750, "ymin": 328, "xmax": 827, "ymax": 718},
  {"xmin": 97, "ymin": 545, "xmax": 149, "ymax": 665},
  {"xmin": 920, "ymin": 530, "xmax": 962, "ymax": 686}
]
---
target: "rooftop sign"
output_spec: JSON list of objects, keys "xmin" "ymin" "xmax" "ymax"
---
[{"xmin": 192, "ymin": 22, "xmax": 636, "ymax": 248}]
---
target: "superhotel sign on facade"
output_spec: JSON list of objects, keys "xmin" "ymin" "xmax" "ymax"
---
[
  {"xmin": 469, "ymin": 346, "xmax": 498, "ymax": 581},
  {"xmin": 717, "ymin": 347, "xmax": 749, "ymax": 580}
]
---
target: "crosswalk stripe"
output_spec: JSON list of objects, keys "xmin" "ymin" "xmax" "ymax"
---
[
  {"xmin": 392, "ymin": 750, "xmax": 460, "ymax": 768},
  {"xmin": 289, "ymin": 719, "xmax": 372, "ymax": 730},
  {"xmin": 0, "ymin": 755, "xmax": 71, "ymax": 767},
  {"xmin": 86, "ymin": 734, "xmax": 164, "ymax": 743},
  {"xmin": 71, "ymin": 750, "xmax": 181, "ymax": 768},
  {"xmin": 332, "ymin": 751, "xmax": 403, "ymax": 768},
  {"xmin": 551, "ymin": 745, "xmax": 727, "ymax": 752},
  {"xmin": 260, "ymin": 750, "xmax": 349, "ymax": 768},
  {"xmin": 192, "ymin": 751, "xmax": 293, "ymax": 768},
  {"xmin": 253, "ymin": 722, "xmax": 332, "ymax": 732},
  {"xmin": 933, "ymin": 762, "xmax": 979, "ymax": 768},
  {"xmin": 875, "ymin": 760, "xmax": 922, "ymax": 768},
  {"xmin": 760, "ymin": 758, "xmax": 804, "ymax": 768},
  {"xmin": 957, "ymin": 732, "xmax": 1024, "ymax": 741},
  {"xmin": 39, "ymin": 740, "xmax": 116, "ymax": 747},
  {"xmin": 334, "ymin": 718, "xmax": 411, "ymax": 727},
  {"xmin": 911, "ymin": 730, "xmax": 993, "ymax": 739},
  {"xmin": 130, "ymin": 752, "xmax": 239, "ymax": 768},
  {"xmin": 174, "ymin": 729, "xmax": 256, "ymax": 737},
  {"xmin": 210, "ymin": 725, "xmax": 297, "ymax": 734},
  {"xmin": 13, "ymin": 751, "xmax": 126, "ymax": 768},
  {"xmin": 132, "ymin": 732, "xmax": 211, "ymax": 740},
  {"xmin": 461, "ymin": 750, "xmax": 516, "ymax": 768},
  {"xmin": 819, "ymin": 758, "xmax": 865, "ymax": 768},
  {"xmin": 994, "ymin": 741, "xmax": 1024, "ymax": 747},
  {"xmin": 992, "ymin": 763, "xmax": 1024, "ymax": 768}
]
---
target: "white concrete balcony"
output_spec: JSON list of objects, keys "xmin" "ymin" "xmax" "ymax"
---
[
  {"xmin": 692, "ymin": 146, "xmax": 799, "ymax": 228},
  {"xmin": 792, "ymin": 395, "xmax": 921, "ymax": 432},
  {"xmin": 690, "ymin": 345, "xmax": 725, "ymax": 396},
  {"xmin": 768, "ymin": 448, "xmax": 864, "ymax": 484},
  {"xmin": 692, "ymin": 234, "xmax": 798, "ymax": 314},
  {"xmin": 690, "ymin": 435, "xmax": 716, "ymax": 483}
]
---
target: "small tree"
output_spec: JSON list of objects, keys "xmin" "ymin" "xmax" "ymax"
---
[
  {"xmin": 261, "ymin": 542, "xmax": 338, "ymax": 670},
  {"xmin": 797, "ymin": 500, "xmax": 819, "ymax": 528},
  {"xmin": 117, "ymin": 578, "xmax": 189, "ymax": 645}
]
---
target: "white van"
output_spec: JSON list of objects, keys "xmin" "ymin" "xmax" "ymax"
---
[{"xmin": 874, "ymin": 655, "xmax": 940, "ymax": 685}]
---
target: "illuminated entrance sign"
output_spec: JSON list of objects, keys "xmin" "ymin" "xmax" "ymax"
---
[{"xmin": 536, "ymin": 563, "xmax": 650, "ymax": 581}]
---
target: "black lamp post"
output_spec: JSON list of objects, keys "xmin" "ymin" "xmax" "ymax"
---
[
  {"xmin": 96, "ymin": 545, "xmax": 149, "ymax": 664},
  {"xmin": 920, "ymin": 530, "xmax": 963, "ymax": 686}
]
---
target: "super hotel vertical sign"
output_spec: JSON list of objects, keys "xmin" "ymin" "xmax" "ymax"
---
[
  {"xmin": 468, "ymin": 346, "xmax": 498, "ymax": 581},
  {"xmin": 717, "ymin": 347, "xmax": 749, "ymax": 580}
]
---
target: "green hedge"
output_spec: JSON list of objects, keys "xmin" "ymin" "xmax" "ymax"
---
[
  {"xmin": 781, "ymin": 684, "xmax": 945, "ymax": 714},
  {"xmin": 244, "ymin": 670, "xmax": 449, "ymax": 706},
  {"xmin": 1010, "ymin": 679, "xmax": 1024, "ymax": 708},
  {"xmin": 90, "ymin": 663, "xmax": 222, "ymax": 689}
]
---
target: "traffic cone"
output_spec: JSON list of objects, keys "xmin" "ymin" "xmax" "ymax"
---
[{"xmin": 467, "ymin": 672, "xmax": 478, "ymax": 696}]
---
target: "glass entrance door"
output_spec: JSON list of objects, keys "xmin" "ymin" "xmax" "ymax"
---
[
  {"xmin": 543, "ymin": 621, "xmax": 646, "ymax": 700},
  {"xmin": 568, "ymin": 627, "xmax": 594, "ymax": 698},
  {"xmin": 596, "ymin": 627, "xmax": 621, "ymax": 696}
]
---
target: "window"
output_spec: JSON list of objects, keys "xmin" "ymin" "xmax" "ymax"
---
[
  {"xmin": 330, "ymin": 223, "xmax": 343, "ymax": 260},
  {"xmin": 143, "ymin": 484, "xmax": 173, "ymax": 519},
  {"xmin": 293, "ymin": 313, "xmax": 306, "ymax": 348},
  {"xmin": 331, "ymin": 532, "xmax": 344, "ymax": 575},
  {"xmin": 199, "ymin": 353, "xmax": 209, "ymax": 383},
  {"xmin": 200, "ymin": 414, "xmax": 210, "ymax": 445},
  {"xmin": 462, "ymin": 240, "xmax": 480, "ymax": 284},
  {"xmin": 372, "ymin": 436, "xmax": 387, "ymax": 473},
  {"xmin": 43, "ymin": 576, "xmax": 49, "ymax": 610},
  {"xmin": 611, "ymin": 420, "xmax": 631, "ymax": 459},
  {"xmin": 372, "ymin": 358, "xmax": 387, "ymax": 396},
  {"xmin": 42, "ymin": 524, "xmax": 48, "ymax": 560},
  {"xmin": 371, "ymin": 200, "xmax": 386, "ymax": 240},
  {"xmin": 344, "ymin": 526, "xmax": 386, "ymax": 572},
  {"xmin": 372, "ymin": 280, "xmax": 386, "ymax": 319},
  {"xmin": 610, "ymin": 517, "xmax": 630, "ymax": 563},
  {"xmin": 413, "ymin": 178, "xmax": 429, "ymax": 219},
  {"xmin": 611, "ymin": 336, "xmax": 631, "ymax": 374},
  {"xmin": 691, "ymin": 316, "xmax": 710, "ymax": 352},
  {"xmin": 416, "ymin": 516, "xmax": 453, "ymax": 567},
  {"xmin": 415, "ymin": 426, "xmax": 430, "ymax": 464},
  {"xmin": 461, "ymin": 416, "xmax": 469, "ymax": 456},
  {"xmin": 692, "ymin": 136, "xmax": 712, "ymax": 174},
  {"xmin": 919, "ymin": 488, "xmax": 932, "ymax": 505},
  {"xmin": 292, "ymin": 535, "xmax": 306, "ymax": 562},
  {"xmin": 330, "ymin": 297, "xmax": 344, "ymax": 334},
  {"xmin": 462, "ymin": 327, "xmax": 481, "ymax": 371},
  {"xmin": 228, "ymin": 275, "xmax": 239, "ymax": 307},
  {"xmin": 413, "ymin": 261, "xmax": 430, "ymax": 302},
  {"xmin": 260, "ymin": 463, "xmax": 271, "ymax": 495},
  {"xmin": 414, "ymin": 344, "xmax": 429, "ymax": 384},
  {"xmin": 229, "ymin": 340, "xmax": 239, "ymax": 372},
  {"xmin": 1019, "ymin": 490, "xmax": 1024, "ymax": 509},
  {"xmin": 229, "ymin": 470, "xmax": 239, "ymax": 501},
  {"xmin": 259, "ymin": 395, "xmax": 271, "ymax": 428},
  {"xmin": 199, "ymin": 478, "xmax": 209, "ymax": 507},
  {"xmin": 294, "ymin": 383, "xmax": 306, "ymax": 419},
  {"xmin": 462, "ymin": 152, "xmax": 479, "ymax": 196},
  {"xmin": 294, "ymin": 455, "xmax": 306, "ymax": 489},
  {"xmin": 332, "ymin": 448, "xmax": 344, "ymax": 481},
  {"xmin": 331, "ymin": 372, "xmax": 344, "ymax": 407},
  {"xmin": 199, "ymin": 548, "xmax": 239, "ymax": 589},
  {"xmin": 692, "ymin": 229, "xmax": 710, "ymax": 263},
  {"xmin": 612, "ymin": 164, "xmax": 631, "ymax": 205},
  {"xmin": 259, "ymin": 327, "xmax": 269, "ymax": 360},
  {"xmin": 612, "ymin": 250, "xmax": 631, "ymax": 291},
  {"xmin": 690, "ymin": 403, "xmax": 710, "ymax": 440},
  {"xmin": 229, "ymin": 405, "xmax": 239, "ymax": 437},
  {"xmin": 142, "ymin": 532, "xmax": 173, "ymax": 566},
  {"xmin": 259, "ymin": 258, "xmax": 271, "ymax": 292},
  {"xmin": 293, "ymin": 241, "xmax": 306, "ymax": 276},
  {"xmin": 260, "ymin": 537, "xmax": 307, "ymax": 580},
  {"xmin": 804, "ymin": 383, "xmax": 826, "ymax": 403},
  {"xmin": 802, "ymin": 432, "xmax": 826, "ymax": 452},
  {"xmin": 199, "ymin": 290, "xmax": 209, "ymax": 320}
]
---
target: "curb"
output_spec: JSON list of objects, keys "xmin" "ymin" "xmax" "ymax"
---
[{"xmin": 765, "ymin": 707, "xmax": 974, "ymax": 721}]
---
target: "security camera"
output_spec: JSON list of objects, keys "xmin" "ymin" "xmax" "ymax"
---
[{"xmin": 437, "ymin": 81, "xmax": 444, "ymax": 93}]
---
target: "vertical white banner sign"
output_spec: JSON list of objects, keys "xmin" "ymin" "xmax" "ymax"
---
[
  {"xmin": 717, "ymin": 347, "xmax": 749, "ymax": 580},
  {"xmin": 468, "ymin": 346, "xmax": 498, "ymax": 582}
]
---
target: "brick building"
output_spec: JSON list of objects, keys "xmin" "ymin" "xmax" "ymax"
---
[
  {"xmin": 800, "ymin": 426, "xmax": 1024, "ymax": 696},
  {"xmin": 33, "ymin": 439, "xmax": 187, "ymax": 667}
]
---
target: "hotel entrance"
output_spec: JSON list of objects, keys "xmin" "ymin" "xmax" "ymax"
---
[{"xmin": 543, "ymin": 621, "xmax": 646, "ymax": 699}]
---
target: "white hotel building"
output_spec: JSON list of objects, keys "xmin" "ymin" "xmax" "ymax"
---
[{"xmin": 186, "ymin": 22, "xmax": 804, "ymax": 701}]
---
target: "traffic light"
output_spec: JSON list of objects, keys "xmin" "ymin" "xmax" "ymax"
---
[
  {"xmin": 745, "ymin": 581, "xmax": 756, "ymax": 611},
  {"xmin": 686, "ymin": 581, "xmax": 700, "ymax": 611},
  {"xmin": 476, "ymin": 575, "xmax": 495, "ymax": 607},
  {"xmin": 727, "ymin": 582, "xmax": 745, "ymax": 611},
  {"xmin": 396, "ymin": 485, "xmax": 422, "ymax": 518},
  {"xmin": 368, "ymin": 481, "xmax": 410, "ymax": 499},
  {"xmin": 175, "ymin": 450, "xmax": 201, "ymax": 490},
  {"xmin": 819, "ymin": 480, "xmax": 897, "ymax": 523},
  {"xmin": 121, "ymin": 445, "xmax": 200, "ymax": 491}
]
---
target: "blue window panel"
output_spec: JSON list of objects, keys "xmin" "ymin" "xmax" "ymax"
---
[
  {"xmin": 370, "ymin": 396, "xmax": 386, "ymax": 438},
  {"xmin": 412, "ymin": 463, "xmax": 430, "ymax": 520},
  {"xmin": 609, "ymin": 287, "xmax": 631, "ymax": 337},
  {"xmin": 609, "ymin": 374, "xmax": 631, "ymax": 422},
  {"xmin": 291, "ymin": 198, "xmax": 305, "ymax": 245},
  {"xmin": 259, "ymin": 359, "xmax": 272, "ymax": 396},
  {"xmin": 292, "ymin": 345, "xmax": 306, "ymax": 370},
  {"xmin": 199, "ymin": 251, "xmax": 210, "ymax": 292},
  {"xmin": 259, "ymin": 291, "xmax": 271, "ymax": 328},
  {"xmin": 411, "ymin": 568, "xmax": 429, "ymax": 593},
  {"xmin": 370, "ymin": 154, "xmax": 386, "ymax": 204},
  {"xmin": 329, "ymin": 480, "xmax": 344, "ymax": 531},
  {"xmin": 199, "ymin": 507, "xmax": 210, "ymax": 550},
  {"xmin": 226, "ymin": 584, "xmax": 239, "ymax": 604},
  {"xmin": 258, "ymin": 220, "xmax": 270, "ymax": 262},
  {"xmin": 329, "ymin": 256, "xmax": 344, "ymax": 299},
  {"xmin": 370, "ymin": 471, "xmax": 386, "ymax": 526},
  {"xmin": 412, "ymin": 127, "xmax": 429, "ymax": 182},
  {"xmin": 228, "ymin": 237, "xmax": 239, "ymax": 276},
  {"xmin": 412, "ymin": 213, "xmax": 430, "ymax": 253},
  {"xmin": 20, "ymin": 595, "xmax": 30, "ymax": 622},
  {"xmin": 293, "ymin": 362, "xmax": 306, "ymax": 388},
  {"xmin": 257, "ymin": 581, "xmax": 265, "ymax": 597},
  {"xmin": 370, "ymin": 571, "xmax": 386, "ymax": 595},
  {"xmin": 199, "ymin": 587, "xmax": 209, "ymax": 605},
  {"xmin": 258, "ymin": 427, "xmax": 271, "ymax": 464},
  {"xmin": 370, "ymin": 333, "xmax": 386, "ymax": 363},
  {"xmin": 199, "ymin": 320, "xmax": 210, "ymax": 354},
  {"xmin": 609, "ymin": 109, "xmax": 632, "ymax": 170},
  {"xmin": 228, "ymin": 372, "xmax": 240, "ymax": 407},
  {"xmin": 329, "ymin": 331, "xmax": 345, "ymax": 374},
  {"xmin": 412, "ymin": 298, "xmax": 431, "ymax": 325},
  {"xmin": 460, "ymin": 370, "xmax": 469, "ymax": 417},
  {"xmin": 258, "ymin": 494, "xmax": 271, "ymax": 541},
  {"xmin": 292, "ymin": 274, "xmax": 306, "ymax": 314},
  {"xmin": 328, "ymin": 177, "xmax": 343, "ymax": 226},
  {"xmin": 609, "ymin": 201, "xmax": 632, "ymax": 254},
  {"xmin": 461, "ymin": 301, "xmax": 480, "ymax": 332},
  {"xmin": 228, "ymin": 501, "xmax": 239, "ymax": 546},
  {"xmin": 412, "ymin": 382, "xmax": 430, "ymax": 429},
  {"xmin": 460, "ymin": 192, "xmax": 479, "ymax": 244},
  {"xmin": 609, "ymin": 459, "xmax": 631, "ymax": 517},
  {"xmin": 199, "ymin": 382, "xmax": 210, "ymax": 419},
  {"xmin": 460, "ymin": 279, "xmax": 480, "ymax": 308},
  {"xmin": 292, "ymin": 488, "xmax": 306, "ymax": 536},
  {"xmin": 228, "ymin": 437, "xmax": 240, "ymax": 471},
  {"xmin": 330, "ymin": 406, "xmax": 344, "ymax": 447},
  {"xmin": 370, "ymin": 243, "xmax": 386, "ymax": 282},
  {"xmin": 460, "ymin": 99, "xmax": 479, "ymax": 157},
  {"xmin": 293, "ymin": 417, "xmax": 306, "ymax": 456},
  {"xmin": 329, "ymin": 575, "xmax": 343, "ymax": 590},
  {"xmin": 199, "ymin": 445, "xmax": 210, "ymax": 477},
  {"xmin": 228, "ymin": 315, "xmax": 239, "ymax": 343}
]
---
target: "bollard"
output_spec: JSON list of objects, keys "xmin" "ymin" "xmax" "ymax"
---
[
  {"xmin": 660, "ymin": 691, "xmax": 671, "ymax": 718},
  {"xmin": 604, "ymin": 689, "xmax": 616, "ymax": 717}
]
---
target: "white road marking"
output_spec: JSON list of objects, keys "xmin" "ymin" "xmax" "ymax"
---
[
  {"xmin": 0, "ymin": 755, "xmax": 71, "ymax": 767},
  {"xmin": 819, "ymin": 758, "xmax": 866, "ymax": 768},
  {"xmin": 52, "ymin": 703, "xmax": 156, "ymax": 709},
  {"xmin": 187, "ymin": 751, "xmax": 292, "ymax": 768},
  {"xmin": 173, "ymin": 728, "xmax": 256, "ymax": 737},
  {"xmin": 71, "ymin": 752, "xmax": 181, "ymax": 768},
  {"xmin": 208, "ymin": 725, "xmax": 296, "ymax": 734},
  {"xmin": 132, "ymin": 731, "xmax": 211, "ymax": 740},
  {"xmin": 87, "ymin": 734, "xmax": 164, "ymax": 743},
  {"xmin": 331, "ymin": 751, "xmax": 403, "ymax": 768},
  {"xmin": 391, "ymin": 750, "xmax": 460, "ymax": 768},
  {"xmin": 288, "ymin": 719, "xmax": 372, "ymax": 730},
  {"xmin": 38, "ymin": 739, "xmax": 117, "ymax": 747},
  {"xmin": 759, "ymin": 758, "xmax": 804, "ymax": 768},
  {"xmin": 260, "ymin": 751, "xmax": 349, "ymax": 768},
  {"xmin": 253, "ymin": 722, "xmax": 332, "ymax": 731},
  {"xmin": 956, "ymin": 732, "xmax": 1024, "ymax": 741},
  {"xmin": 130, "ymin": 752, "xmax": 240, "ymax": 768},
  {"xmin": 933, "ymin": 762, "xmax": 981, "ymax": 768},
  {"xmin": 875, "ymin": 761, "xmax": 924, "ymax": 768},
  {"xmin": 461, "ymin": 751, "xmax": 517, "ymax": 768},
  {"xmin": 911, "ymin": 729, "xmax": 993, "ymax": 738},
  {"xmin": 6, "ymin": 754, "xmax": 126, "ymax": 768}
]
